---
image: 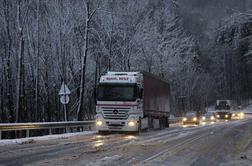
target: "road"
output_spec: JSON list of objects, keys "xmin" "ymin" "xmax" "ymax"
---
[{"xmin": 0, "ymin": 118, "xmax": 252, "ymax": 166}]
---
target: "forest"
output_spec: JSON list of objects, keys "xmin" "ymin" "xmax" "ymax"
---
[{"xmin": 0, "ymin": 0, "xmax": 251, "ymax": 123}]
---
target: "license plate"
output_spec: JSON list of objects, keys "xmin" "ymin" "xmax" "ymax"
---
[{"xmin": 109, "ymin": 121, "xmax": 121, "ymax": 125}]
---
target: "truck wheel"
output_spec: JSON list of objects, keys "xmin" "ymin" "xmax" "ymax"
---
[
  {"xmin": 160, "ymin": 118, "xmax": 169, "ymax": 128},
  {"xmin": 160, "ymin": 118, "xmax": 166, "ymax": 129},
  {"xmin": 148, "ymin": 117, "xmax": 153, "ymax": 129}
]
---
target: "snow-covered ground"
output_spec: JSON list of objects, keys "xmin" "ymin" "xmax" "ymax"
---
[
  {"xmin": 0, "ymin": 131, "xmax": 96, "ymax": 146},
  {"xmin": 244, "ymin": 104, "xmax": 252, "ymax": 114},
  {"xmin": 221, "ymin": 104, "xmax": 252, "ymax": 165},
  {"xmin": 0, "ymin": 104, "xmax": 252, "ymax": 166}
]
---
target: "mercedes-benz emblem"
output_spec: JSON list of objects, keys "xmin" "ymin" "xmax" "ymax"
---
[{"xmin": 113, "ymin": 109, "xmax": 118, "ymax": 114}]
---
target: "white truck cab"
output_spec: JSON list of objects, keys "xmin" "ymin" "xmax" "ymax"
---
[{"xmin": 95, "ymin": 72, "xmax": 144, "ymax": 132}]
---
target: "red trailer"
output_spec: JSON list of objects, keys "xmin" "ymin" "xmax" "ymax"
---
[{"xmin": 142, "ymin": 72, "xmax": 171, "ymax": 128}]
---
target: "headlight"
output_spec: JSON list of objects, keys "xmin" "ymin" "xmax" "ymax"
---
[
  {"xmin": 182, "ymin": 118, "xmax": 187, "ymax": 122},
  {"xmin": 216, "ymin": 115, "xmax": 220, "ymax": 118},
  {"xmin": 128, "ymin": 121, "xmax": 135, "ymax": 127},
  {"xmin": 225, "ymin": 114, "xmax": 228, "ymax": 118},
  {"xmin": 210, "ymin": 116, "xmax": 215, "ymax": 120},
  {"xmin": 193, "ymin": 117, "xmax": 197, "ymax": 121},
  {"xmin": 202, "ymin": 116, "xmax": 206, "ymax": 120},
  {"xmin": 96, "ymin": 120, "xmax": 103, "ymax": 126}
]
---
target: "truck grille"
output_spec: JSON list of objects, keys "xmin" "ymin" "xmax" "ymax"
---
[{"xmin": 102, "ymin": 109, "xmax": 129, "ymax": 119}]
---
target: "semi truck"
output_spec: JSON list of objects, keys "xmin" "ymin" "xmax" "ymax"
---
[
  {"xmin": 95, "ymin": 71, "xmax": 171, "ymax": 133},
  {"xmin": 215, "ymin": 100, "xmax": 232, "ymax": 119}
]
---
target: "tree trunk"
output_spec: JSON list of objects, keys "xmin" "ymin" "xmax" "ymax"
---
[
  {"xmin": 3, "ymin": 0, "xmax": 14, "ymax": 123},
  {"xmin": 15, "ymin": 0, "xmax": 24, "ymax": 123},
  {"xmin": 15, "ymin": 37, "xmax": 24, "ymax": 123},
  {"xmin": 35, "ymin": 0, "xmax": 40, "ymax": 122},
  {"xmin": 77, "ymin": 2, "xmax": 90, "ymax": 121}
]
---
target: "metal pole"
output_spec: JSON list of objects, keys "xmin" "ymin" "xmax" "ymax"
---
[
  {"xmin": 49, "ymin": 128, "xmax": 52, "ymax": 135},
  {"xmin": 26, "ymin": 130, "xmax": 29, "ymax": 137},
  {"xmin": 64, "ymin": 103, "xmax": 67, "ymax": 121}
]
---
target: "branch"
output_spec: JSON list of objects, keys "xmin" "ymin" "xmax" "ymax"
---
[{"xmin": 88, "ymin": 0, "xmax": 102, "ymax": 21}]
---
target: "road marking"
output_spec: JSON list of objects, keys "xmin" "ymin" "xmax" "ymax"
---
[{"xmin": 137, "ymin": 132, "xmax": 210, "ymax": 165}]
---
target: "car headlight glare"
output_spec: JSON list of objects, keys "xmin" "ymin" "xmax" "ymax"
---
[
  {"xmin": 182, "ymin": 118, "xmax": 187, "ymax": 122},
  {"xmin": 193, "ymin": 117, "xmax": 197, "ymax": 121},
  {"xmin": 216, "ymin": 115, "xmax": 220, "ymax": 118},
  {"xmin": 128, "ymin": 121, "xmax": 135, "ymax": 127},
  {"xmin": 96, "ymin": 120, "xmax": 103, "ymax": 126},
  {"xmin": 210, "ymin": 116, "xmax": 215, "ymax": 120},
  {"xmin": 202, "ymin": 116, "xmax": 206, "ymax": 120}
]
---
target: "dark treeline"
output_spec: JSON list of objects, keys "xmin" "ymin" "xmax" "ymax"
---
[{"xmin": 0, "ymin": 0, "xmax": 251, "ymax": 124}]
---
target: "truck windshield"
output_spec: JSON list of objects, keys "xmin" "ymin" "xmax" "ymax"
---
[
  {"xmin": 216, "ymin": 101, "xmax": 230, "ymax": 110},
  {"xmin": 97, "ymin": 83, "xmax": 138, "ymax": 101}
]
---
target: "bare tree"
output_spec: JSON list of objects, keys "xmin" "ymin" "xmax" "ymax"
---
[
  {"xmin": 77, "ymin": 0, "xmax": 101, "ymax": 121},
  {"xmin": 15, "ymin": 0, "xmax": 25, "ymax": 122}
]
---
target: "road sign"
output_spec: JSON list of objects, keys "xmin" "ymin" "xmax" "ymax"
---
[
  {"xmin": 58, "ymin": 82, "xmax": 71, "ymax": 121},
  {"xmin": 58, "ymin": 82, "xmax": 71, "ymax": 95},
  {"xmin": 60, "ymin": 95, "xmax": 70, "ymax": 105}
]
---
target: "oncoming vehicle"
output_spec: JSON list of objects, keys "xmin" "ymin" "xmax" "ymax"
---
[
  {"xmin": 182, "ymin": 112, "xmax": 199, "ymax": 125},
  {"xmin": 215, "ymin": 100, "xmax": 232, "ymax": 119},
  {"xmin": 231, "ymin": 111, "xmax": 245, "ymax": 120},
  {"xmin": 95, "ymin": 71, "xmax": 171, "ymax": 133},
  {"xmin": 201, "ymin": 112, "xmax": 216, "ymax": 122}
]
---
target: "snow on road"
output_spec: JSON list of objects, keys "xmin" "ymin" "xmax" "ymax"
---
[
  {"xmin": 0, "ymin": 131, "xmax": 96, "ymax": 146},
  {"xmin": 220, "ymin": 104, "xmax": 252, "ymax": 166},
  {"xmin": 87, "ymin": 155, "xmax": 122, "ymax": 166},
  {"xmin": 0, "ymin": 104, "xmax": 252, "ymax": 166}
]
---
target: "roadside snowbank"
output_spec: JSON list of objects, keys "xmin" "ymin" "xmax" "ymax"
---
[
  {"xmin": 245, "ymin": 104, "xmax": 252, "ymax": 113},
  {"xmin": 0, "ymin": 131, "xmax": 96, "ymax": 146}
]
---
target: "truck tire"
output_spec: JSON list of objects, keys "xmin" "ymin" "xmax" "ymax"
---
[
  {"xmin": 160, "ymin": 118, "xmax": 165, "ymax": 129},
  {"xmin": 160, "ymin": 117, "xmax": 169, "ymax": 128},
  {"xmin": 148, "ymin": 117, "xmax": 153, "ymax": 129}
]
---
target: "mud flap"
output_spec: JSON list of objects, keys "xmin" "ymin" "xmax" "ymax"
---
[{"xmin": 153, "ymin": 119, "xmax": 160, "ymax": 129}]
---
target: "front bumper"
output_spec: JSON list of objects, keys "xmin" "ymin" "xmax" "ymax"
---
[
  {"xmin": 215, "ymin": 113, "xmax": 231, "ymax": 119},
  {"xmin": 183, "ymin": 120, "xmax": 199, "ymax": 125},
  {"xmin": 96, "ymin": 119, "xmax": 139, "ymax": 132},
  {"xmin": 201, "ymin": 118, "xmax": 216, "ymax": 122}
]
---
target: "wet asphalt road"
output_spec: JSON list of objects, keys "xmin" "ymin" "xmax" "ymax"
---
[{"xmin": 0, "ymin": 118, "xmax": 251, "ymax": 166}]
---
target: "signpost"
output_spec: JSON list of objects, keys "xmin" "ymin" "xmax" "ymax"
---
[{"xmin": 59, "ymin": 82, "xmax": 71, "ymax": 121}]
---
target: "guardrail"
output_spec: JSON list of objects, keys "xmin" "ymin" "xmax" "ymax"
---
[
  {"xmin": 0, "ymin": 121, "xmax": 95, "ymax": 140},
  {"xmin": 0, "ymin": 118, "xmax": 181, "ymax": 140}
]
